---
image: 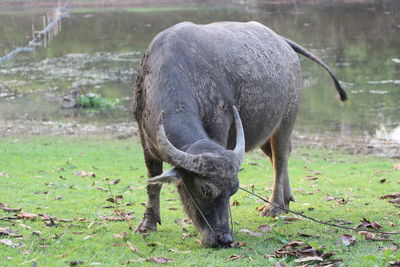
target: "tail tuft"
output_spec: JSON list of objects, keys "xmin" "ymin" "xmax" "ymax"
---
[{"xmin": 333, "ymin": 77, "xmax": 347, "ymax": 102}]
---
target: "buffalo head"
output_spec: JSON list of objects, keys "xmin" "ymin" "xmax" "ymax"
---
[{"xmin": 149, "ymin": 107, "xmax": 245, "ymax": 247}]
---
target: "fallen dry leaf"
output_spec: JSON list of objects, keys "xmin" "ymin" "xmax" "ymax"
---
[
  {"xmin": 110, "ymin": 179, "xmax": 121, "ymax": 185},
  {"xmin": 39, "ymin": 213, "xmax": 56, "ymax": 227},
  {"xmin": 294, "ymin": 256, "xmax": 324, "ymax": 263},
  {"xmin": 102, "ymin": 205, "xmax": 116, "ymax": 209},
  {"xmin": 359, "ymin": 231, "xmax": 393, "ymax": 242},
  {"xmin": 357, "ymin": 218, "xmax": 383, "ymax": 230},
  {"xmin": 381, "ymin": 193, "xmax": 400, "ymax": 199},
  {"xmin": 102, "ymin": 216, "xmax": 132, "ymax": 221},
  {"xmin": 230, "ymin": 241, "xmax": 247, "ymax": 248},
  {"xmin": 17, "ymin": 212, "xmax": 37, "ymax": 220},
  {"xmin": 127, "ymin": 241, "xmax": 138, "ymax": 253},
  {"xmin": 0, "ymin": 228, "xmax": 22, "ymax": 238},
  {"xmin": 113, "ymin": 232, "xmax": 127, "ymax": 239},
  {"xmin": 337, "ymin": 234, "xmax": 356, "ymax": 246},
  {"xmin": 231, "ymin": 200, "xmax": 240, "ymax": 206},
  {"xmin": 97, "ymin": 186, "xmax": 109, "ymax": 191},
  {"xmin": 275, "ymin": 241, "xmax": 306, "ymax": 258},
  {"xmin": 67, "ymin": 260, "xmax": 84, "ymax": 266},
  {"xmin": 174, "ymin": 218, "xmax": 192, "ymax": 228},
  {"xmin": 72, "ymin": 231, "xmax": 84, "ymax": 235},
  {"xmin": 275, "ymin": 240, "xmax": 338, "ymax": 265},
  {"xmin": 0, "ymin": 171, "xmax": 9, "ymax": 177},
  {"xmin": 75, "ymin": 171, "xmax": 96, "ymax": 177},
  {"xmin": 393, "ymin": 164, "xmax": 400, "ymax": 170},
  {"xmin": 32, "ymin": 231, "xmax": 42, "ymax": 236},
  {"xmin": 106, "ymin": 195, "xmax": 123, "ymax": 203},
  {"xmin": 258, "ymin": 224, "xmax": 272, "ymax": 232},
  {"xmin": 115, "ymin": 211, "xmax": 134, "ymax": 217},
  {"xmin": 226, "ymin": 254, "xmax": 247, "ymax": 261},
  {"xmin": 297, "ymin": 245, "xmax": 319, "ymax": 257},
  {"xmin": 2, "ymin": 207, "xmax": 22, "ymax": 212},
  {"xmin": 298, "ymin": 233, "xmax": 314, "ymax": 238},
  {"xmin": 304, "ymin": 175, "xmax": 318, "ymax": 181},
  {"xmin": 308, "ymin": 170, "xmax": 322, "ymax": 175},
  {"xmin": 145, "ymin": 257, "xmax": 174, "ymax": 264},
  {"xmin": 55, "ymin": 253, "xmax": 68, "ymax": 258},
  {"xmin": 182, "ymin": 232, "xmax": 195, "ymax": 240},
  {"xmin": 0, "ymin": 239, "xmax": 14, "ymax": 247},
  {"xmin": 83, "ymin": 234, "xmax": 96, "ymax": 240},
  {"xmin": 112, "ymin": 244, "xmax": 128, "ymax": 247},
  {"xmin": 283, "ymin": 241, "xmax": 305, "ymax": 247},
  {"xmin": 280, "ymin": 216, "xmax": 302, "ymax": 222},
  {"xmin": 168, "ymin": 248, "xmax": 192, "ymax": 254},
  {"xmin": 273, "ymin": 262, "xmax": 286, "ymax": 267},
  {"xmin": 336, "ymin": 198, "xmax": 348, "ymax": 206},
  {"xmin": 325, "ymin": 195, "xmax": 336, "ymax": 201},
  {"xmin": 34, "ymin": 191, "xmax": 48, "ymax": 195},
  {"xmin": 19, "ymin": 224, "xmax": 31, "ymax": 230},
  {"xmin": 389, "ymin": 198, "xmax": 400, "ymax": 204},
  {"xmin": 239, "ymin": 228, "xmax": 263, "ymax": 237}
]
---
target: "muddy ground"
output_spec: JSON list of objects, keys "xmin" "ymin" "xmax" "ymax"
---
[{"xmin": 1, "ymin": 119, "xmax": 399, "ymax": 159}]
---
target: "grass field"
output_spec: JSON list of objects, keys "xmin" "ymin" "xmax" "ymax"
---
[{"xmin": 0, "ymin": 136, "xmax": 399, "ymax": 266}]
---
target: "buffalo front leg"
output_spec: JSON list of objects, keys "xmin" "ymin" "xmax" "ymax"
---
[
  {"xmin": 260, "ymin": 128, "xmax": 295, "ymax": 217},
  {"xmin": 135, "ymin": 156, "xmax": 163, "ymax": 233}
]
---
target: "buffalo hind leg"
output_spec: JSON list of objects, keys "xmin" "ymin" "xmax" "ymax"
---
[
  {"xmin": 135, "ymin": 153, "xmax": 163, "ymax": 233},
  {"xmin": 260, "ymin": 126, "xmax": 295, "ymax": 217}
]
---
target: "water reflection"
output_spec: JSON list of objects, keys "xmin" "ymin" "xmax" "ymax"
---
[
  {"xmin": 0, "ymin": 1, "xmax": 399, "ymax": 144},
  {"xmin": 376, "ymin": 125, "xmax": 400, "ymax": 142}
]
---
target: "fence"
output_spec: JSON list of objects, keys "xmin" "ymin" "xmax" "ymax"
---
[{"xmin": 0, "ymin": 1, "xmax": 69, "ymax": 64}]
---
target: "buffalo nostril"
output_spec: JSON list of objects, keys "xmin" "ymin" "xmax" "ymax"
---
[{"xmin": 218, "ymin": 233, "xmax": 233, "ymax": 247}]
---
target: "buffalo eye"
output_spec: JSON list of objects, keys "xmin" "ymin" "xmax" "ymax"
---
[{"xmin": 200, "ymin": 183, "xmax": 220, "ymax": 199}]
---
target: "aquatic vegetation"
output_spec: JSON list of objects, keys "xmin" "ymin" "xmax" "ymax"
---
[{"xmin": 77, "ymin": 92, "xmax": 120, "ymax": 109}]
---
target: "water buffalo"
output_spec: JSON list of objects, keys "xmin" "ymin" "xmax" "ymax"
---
[{"xmin": 132, "ymin": 21, "xmax": 346, "ymax": 248}]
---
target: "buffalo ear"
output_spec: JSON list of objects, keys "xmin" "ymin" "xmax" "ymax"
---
[{"xmin": 148, "ymin": 167, "xmax": 184, "ymax": 184}]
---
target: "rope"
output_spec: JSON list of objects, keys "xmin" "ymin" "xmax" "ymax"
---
[
  {"xmin": 239, "ymin": 187, "xmax": 398, "ymax": 235},
  {"xmin": 181, "ymin": 178, "xmax": 218, "ymax": 239}
]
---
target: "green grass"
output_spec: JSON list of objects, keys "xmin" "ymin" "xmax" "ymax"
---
[{"xmin": 0, "ymin": 136, "xmax": 399, "ymax": 266}]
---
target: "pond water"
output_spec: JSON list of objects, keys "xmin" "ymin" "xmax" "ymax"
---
[{"xmin": 0, "ymin": 1, "xmax": 399, "ymax": 144}]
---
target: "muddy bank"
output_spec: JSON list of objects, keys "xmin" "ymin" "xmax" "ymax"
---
[
  {"xmin": 0, "ymin": 120, "xmax": 138, "ymax": 139},
  {"xmin": 292, "ymin": 131, "xmax": 400, "ymax": 159},
  {"xmin": 0, "ymin": 119, "xmax": 398, "ymax": 158}
]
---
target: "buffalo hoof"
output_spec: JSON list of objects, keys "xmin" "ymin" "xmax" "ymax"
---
[
  {"xmin": 135, "ymin": 217, "xmax": 157, "ymax": 234},
  {"xmin": 260, "ymin": 203, "xmax": 288, "ymax": 217}
]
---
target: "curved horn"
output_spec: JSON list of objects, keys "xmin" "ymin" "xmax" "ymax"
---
[
  {"xmin": 232, "ymin": 106, "xmax": 245, "ymax": 165},
  {"xmin": 156, "ymin": 111, "xmax": 204, "ymax": 174},
  {"xmin": 157, "ymin": 108, "xmax": 245, "ymax": 176},
  {"xmin": 148, "ymin": 167, "xmax": 184, "ymax": 184}
]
